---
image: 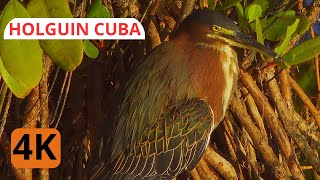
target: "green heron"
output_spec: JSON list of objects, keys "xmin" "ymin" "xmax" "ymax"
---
[{"xmin": 92, "ymin": 9, "xmax": 282, "ymax": 180}]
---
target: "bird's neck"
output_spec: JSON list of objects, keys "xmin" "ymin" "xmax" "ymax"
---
[{"xmin": 173, "ymin": 36, "xmax": 238, "ymax": 126}]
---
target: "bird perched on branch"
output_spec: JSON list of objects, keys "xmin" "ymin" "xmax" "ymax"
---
[{"xmin": 92, "ymin": 9, "xmax": 283, "ymax": 180}]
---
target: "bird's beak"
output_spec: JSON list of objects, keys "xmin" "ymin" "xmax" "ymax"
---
[{"xmin": 224, "ymin": 31, "xmax": 279, "ymax": 59}]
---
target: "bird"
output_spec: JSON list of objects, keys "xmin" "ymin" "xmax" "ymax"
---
[{"xmin": 91, "ymin": 9, "xmax": 283, "ymax": 180}]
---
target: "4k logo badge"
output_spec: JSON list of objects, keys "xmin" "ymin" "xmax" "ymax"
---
[{"xmin": 11, "ymin": 128, "xmax": 61, "ymax": 168}]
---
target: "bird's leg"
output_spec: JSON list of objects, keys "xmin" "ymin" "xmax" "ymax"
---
[
  {"xmin": 90, "ymin": 40, "xmax": 102, "ymax": 49},
  {"xmin": 265, "ymin": 69, "xmax": 284, "ymax": 84},
  {"xmin": 259, "ymin": 61, "xmax": 285, "ymax": 85},
  {"xmin": 260, "ymin": 61, "xmax": 277, "ymax": 70}
]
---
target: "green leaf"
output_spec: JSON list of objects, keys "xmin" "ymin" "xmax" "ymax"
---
[
  {"xmin": 235, "ymin": 3, "xmax": 244, "ymax": 16},
  {"xmin": 26, "ymin": 0, "xmax": 50, "ymax": 17},
  {"xmin": 235, "ymin": 3, "xmax": 249, "ymax": 31},
  {"xmin": 27, "ymin": 0, "xmax": 83, "ymax": 71},
  {"xmin": 250, "ymin": 11, "xmax": 305, "ymax": 41},
  {"xmin": 84, "ymin": 40, "xmax": 99, "ymax": 58},
  {"xmin": 251, "ymin": 0, "xmax": 269, "ymax": 12},
  {"xmin": 255, "ymin": 17, "xmax": 264, "ymax": 45},
  {"xmin": 246, "ymin": 4, "xmax": 262, "ymax": 23},
  {"xmin": 216, "ymin": 0, "xmax": 241, "ymax": 10},
  {"xmin": 83, "ymin": 0, "xmax": 110, "ymax": 59},
  {"xmin": 275, "ymin": 19, "xmax": 299, "ymax": 55},
  {"xmin": 255, "ymin": 17, "xmax": 268, "ymax": 61},
  {"xmin": 45, "ymin": 0, "xmax": 73, "ymax": 18},
  {"xmin": 274, "ymin": 10, "xmax": 296, "ymax": 17},
  {"xmin": 283, "ymin": 36, "xmax": 320, "ymax": 65},
  {"xmin": 296, "ymin": 16, "xmax": 309, "ymax": 35},
  {"xmin": 40, "ymin": 40, "xmax": 83, "ymax": 71},
  {"xmin": 0, "ymin": 57, "xmax": 30, "ymax": 98},
  {"xmin": 86, "ymin": 0, "xmax": 110, "ymax": 18},
  {"xmin": 0, "ymin": 0, "xmax": 42, "ymax": 98}
]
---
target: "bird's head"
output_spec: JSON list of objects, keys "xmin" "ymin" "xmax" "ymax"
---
[{"xmin": 175, "ymin": 9, "xmax": 280, "ymax": 59}]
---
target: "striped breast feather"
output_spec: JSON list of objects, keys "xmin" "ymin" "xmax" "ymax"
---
[{"xmin": 109, "ymin": 98, "xmax": 214, "ymax": 180}]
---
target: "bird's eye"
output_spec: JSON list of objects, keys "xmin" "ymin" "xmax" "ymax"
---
[{"xmin": 211, "ymin": 25, "xmax": 221, "ymax": 32}]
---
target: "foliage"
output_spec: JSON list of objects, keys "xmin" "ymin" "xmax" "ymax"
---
[
  {"xmin": 275, "ymin": 19, "xmax": 300, "ymax": 55},
  {"xmin": 86, "ymin": 0, "xmax": 110, "ymax": 18},
  {"xmin": 26, "ymin": 0, "xmax": 83, "ymax": 71},
  {"xmin": 283, "ymin": 36, "xmax": 320, "ymax": 65},
  {"xmin": 246, "ymin": 4, "xmax": 262, "ymax": 23},
  {"xmin": 83, "ymin": 0, "xmax": 110, "ymax": 59},
  {"xmin": 251, "ymin": 11, "xmax": 309, "ymax": 41},
  {"xmin": 84, "ymin": 40, "xmax": 100, "ymax": 58},
  {"xmin": 0, "ymin": 0, "xmax": 42, "ymax": 98},
  {"xmin": 0, "ymin": 0, "xmax": 83, "ymax": 98}
]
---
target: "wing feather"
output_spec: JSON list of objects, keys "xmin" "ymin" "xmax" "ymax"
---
[{"xmin": 107, "ymin": 98, "xmax": 214, "ymax": 179}]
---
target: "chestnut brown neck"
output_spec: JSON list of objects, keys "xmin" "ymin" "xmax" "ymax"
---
[{"xmin": 173, "ymin": 34, "xmax": 238, "ymax": 126}]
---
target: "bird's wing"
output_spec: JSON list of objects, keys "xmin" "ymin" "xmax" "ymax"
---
[
  {"xmin": 108, "ymin": 98, "xmax": 214, "ymax": 179},
  {"xmin": 110, "ymin": 41, "xmax": 192, "ymax": 162}
]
